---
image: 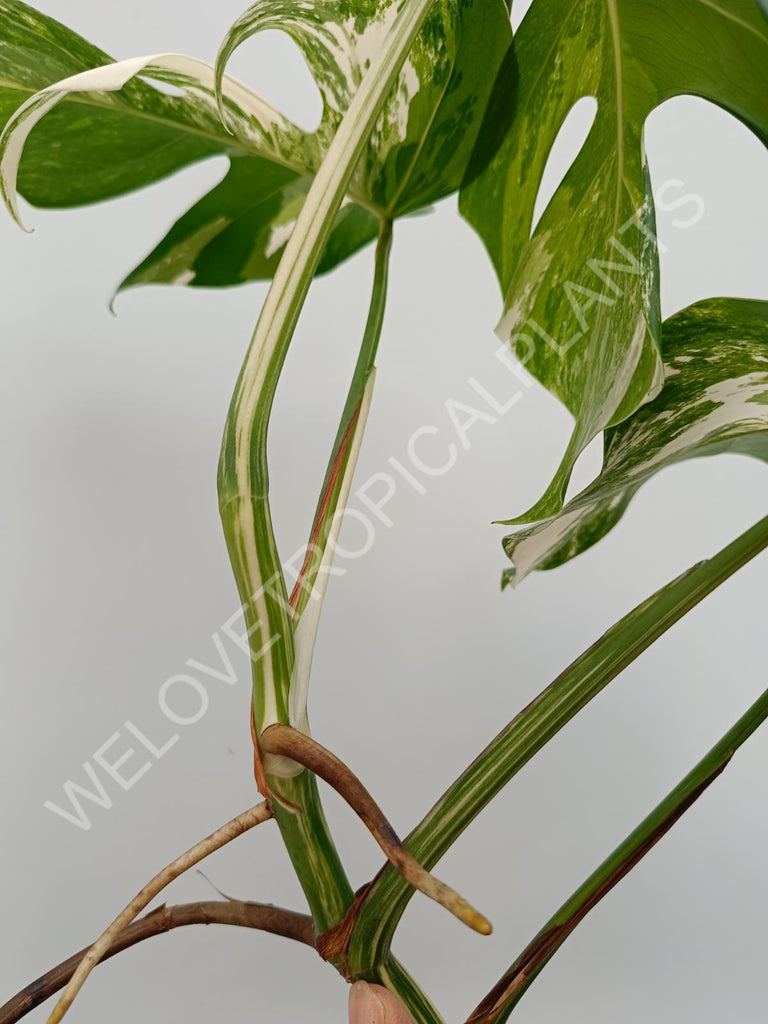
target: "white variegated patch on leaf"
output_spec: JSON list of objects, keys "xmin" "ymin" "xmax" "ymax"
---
[
  {"xmin": 502, "ymin": 299, "xmax": 768, "ymax": 586},
  {"xmin": 461, "ymin": 0, "xmax": 768, "ymax": 522}
]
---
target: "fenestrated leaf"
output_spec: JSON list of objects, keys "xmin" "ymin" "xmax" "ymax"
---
[
  {"xmin": 118, "ymin": 155, "xmax": 379, "ymax": 292},
  {"xmin": 2, "ymin": 0, "xmax": 510, "ymax": 290},
  {"xmin": 501, "ymin": 299, "xmax": 768, "ymax": 586},
  {"xmin": 387, "ymin": 0, "xmax": 513, "ymax": 215},
  {"xmin": 0, "ymin": 6, "xmax": 378, "ymax": 288},
  {"xmin": 215, "ymin": 0, "xmax": 513, "ymax": 216},
  {"xmin": 461, "ymin": 0, "xmax": 768, "ymax": 521},
  {"xmin": 0, "ymin": 1, "xmax": 318, "ymax": 212}
]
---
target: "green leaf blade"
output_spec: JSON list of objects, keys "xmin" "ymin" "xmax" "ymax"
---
[
  {"xmin": 117, "ymin": 156, "xmax": 379, "ymax": 293},
  {"xmin": 13, "ymin": 102, "xmax": 224, "ymax": 209}
]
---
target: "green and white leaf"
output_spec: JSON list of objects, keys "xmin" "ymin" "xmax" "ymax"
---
[
  {"xmin": 1, "ymin": 1, "xmax": 212, "ymax": 206},
  {"xmin": 118, "ymin": 156, "xmax": 379, "ymax": 292},
  {"xmin": 0, "ymin": 1, "xmax": 374, "ymax": 286},
  {"xmin": 461, "ymin": 0, "xmax": 768, "ymax": 520},
  {"xmin": 215, "ymin": 0, "xmax": 513, "ymax": 216},
  {"xmin": 502, "ymin": 299, "xmax": 768, "ymax": 586},
  {"xmin": 0, "ymin": 2, "xmax": 324, "ymax": 206},
  {"xmin": 0, "ymin": 46, "xmax": 316, "ymax": 229},
  {"xmin": 2, "ymin": 0, "xmax": 510, "ymax": 287}
]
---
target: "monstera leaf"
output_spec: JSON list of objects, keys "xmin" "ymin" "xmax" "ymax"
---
[
  {"xmin": 0, "ymin": 2, "xmax": 360, "ymax": 286},
  {"xmin": 1, "ymin": 0, "xmax": 511, "ymax": 291},
  {"xmin": 461, "ymin": 0, "xmax": 768, "ymax": 522},
  {"xmin": 1, "ymin": 3, "xmax": 222, "ymax": 206},
  {"xmin": 0, "ymin": 4, "xmax": 319, "ymax": 206},
  {"xmin": 215, "ymin": 0, "xmax": 513, "ymax": 217},
  {"xmin": 501, "ymin": 299, "xmax": 768, "ymax": 586}
]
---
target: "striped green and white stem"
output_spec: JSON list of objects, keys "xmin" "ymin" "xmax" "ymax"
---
[
  {"xmin": 242, "ymin": 231, "xmax": 392, "ymax": 937},
  {"xmin": 348, "ymin": 514, "xmax": 768, "ymax": 972},
  {"xmin": 466, "ymin": 684, "xmax": 768, "ymax": 1023},
  {"xmin": 216, "ymin": 0, "xmax": 438, "ymax": 746},
  {"xmin": 216, "ymin": 0, "xmax": 439, "ymax": 939},
  {"xmin": 375, "ymin": 957, "xmax": 445, "ymax": 1024}
]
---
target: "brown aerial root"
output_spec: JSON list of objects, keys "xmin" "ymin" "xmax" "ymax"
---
[
  {"xmin": 0, "ymin": 898, "xmax": 314, "ymax": 1024},
  {"xmin": 260, "ymin": 724, "xmax": 493, "ymax": 937},
  {"xmin": 45, "ymin": 801, "xmax": 273, "ymax": 1024}
]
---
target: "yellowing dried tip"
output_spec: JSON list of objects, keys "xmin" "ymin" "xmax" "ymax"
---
[
  {"xmin": 473, "ymin": 912, "xmax": 494, "ymax": 936},
  {"xmin": 443, "ymin": 889, "xmax": 492, "ymax": 934},
  {"xmin": 462, "ymin": 906, "xmax": 493, "ymax": 935},
  {"xmin": 423, "ymin": 875, "xmax": 493, "ymax": 935}
]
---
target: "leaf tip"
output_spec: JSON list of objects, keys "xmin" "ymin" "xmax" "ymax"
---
[
  {"xmin": 0, "ymin": 176, "xmax": 32, "ymax": 233},
  {"xmin": 500, "ymin": 567, "xmax": 516, "ymax": 590},
  {"xmin": 213, "ymin": 44, "xmax": 236, "ymax": 136}
]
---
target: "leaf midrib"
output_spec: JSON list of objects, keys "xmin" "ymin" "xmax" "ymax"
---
[{"xmin": 382, "ymin": 53, "xmax": 454, "ymax": 216}]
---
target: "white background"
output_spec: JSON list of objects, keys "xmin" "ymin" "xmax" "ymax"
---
[{"xmin": 1, "ymin": 1, "xmax": 767, "ymax": 1021}]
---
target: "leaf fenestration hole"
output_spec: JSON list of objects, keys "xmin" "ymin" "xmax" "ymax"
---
[
  {"xmin": 224, "ymin": 29, "xmax": 324, "ymax": 134},
  {"xmin": 644, "ymin": 95, "xmax": 768, "ymax": 317},
  {"xmin": 511, "ymin": 0, "xmax": 535, "ymax": 32},
  {"xmin": 530, "ymin": 96, "xmax": 598, "ymax": 237},
  {"xmin": 564, "ymin": 432, "xmax": 604, "ymax": 502}
]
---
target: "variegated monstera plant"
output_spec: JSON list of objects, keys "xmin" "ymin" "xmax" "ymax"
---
[{"xmin": 1, "ymin": 1, "xmax": 767, "ymax": 1022}]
